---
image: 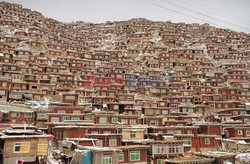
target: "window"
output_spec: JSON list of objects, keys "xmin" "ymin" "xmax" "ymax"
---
[
  {"xmin": 99, "ymin": 117, "xmax": 107, "ymax": 123},
  {"xmin": 37, "ymin": 144, "xmax": 47, "ymax": 152},
  {"xmin": 183, "ymin": 140, "xmax": 192, "ymax": 146},
  {"xmin": 60, "ymin": 76, "xmax": 66, "ymax": 80},
  {"xmin": 130, "ymin": 151, "xmax": 140, "ymax": 161},
  {"xmin": 5, "ymin": 54, "xmax": 10, "ymax": 58},
  {"xmin": 175, "ymin": 130, "xmax": 182, "ymax": 134},
  {"xmin": 14, "ymin": 142, "xmax": 30, "ymax": 153},
  {"xmin": 24, "ymin": 113, "xmax": 32, "ymax": 118},
  {"xmin": 96, "ymin": 140, "xmax": 103, "ymax": 147},
  {"xmin": 119, "ymin": 96, "xmax": 124, "ymax": 100},
  {"xmin": 37, "ymin": 113, "xmax": 47, "ymax": 119},
  {"xmin": 176, "ymin": 146, "xmax": 182, "ymax": 153},
  {"xmin": 109, "ymin": 93, "xmax": 115, "ymax": 97},
  {"xmin": 23, "ymin": 85, "xmax": 27, "ymax": 90},
  {"xmin": 34, "ymin": 95, "xmax": 41, "ymax": 100},
  {"xmin": 73, "ymin": 110, "xmax": 81, "ymax": 114},
  {"xmin": 130, "ymin": 131, "xmax": 136, "ymax": 139},
  {"xmin": 241, "ymin": 111, "xmax": 247, "ymax": 115},
  {"xmin": 130, "ymin": 119, "xmax": 137, "ymax": 125},
  {"xmin": 122, "ymin": 119, "xmax": 128, "ymax": 124},
  {"xmin": 114, "ymin": 105, "xmax": 119, "ymax": 110},
  {"xmin": 102, "ymin": 155, "xmax": 112, "ymax": 164},
  {"xmin": 162, "ymin": 110, "xmax": 168, "ymax": 115},
  {"xmin": 169, "ymin": 147, "xmax": 175, "ymax": 153},
  {"xmin": 119, "ymin": 153, "xmax": 124, "ymax": 161},
  {"xmin": 84, "ymin": 115, "xmax": 91, "ymax": 121},
  {"xmin": 58, "ymin": 110, "xmax": 65, "ymax": 113},
  {"xmin": 160, "ymin": 102, "xmax": 165, "ymax": 106},
  {"xmin": 246, "ymin": 131, "xmax": 250, "ymax": 136},
  {"xmin": 238, "ymin": 130, "xmax": 243, "ymax": 135},
  {"xmin": 233, "ymin": 111, "xmax": 238, "ymax": 115},
  {"xmin": 167, "ymin": 130, "xmax": 174, "ymax": 134},
  {"xmin": 2, "ymin": 82, "xmax": 7, "ymax": 87},
  {"xmin": 244, "ymin": 118, "xmax": 249, "ymax": 123},
  {"xmin": 91, "ymin": 131, "xmax": 98, "ymax": 134},
  {"xmin": 10, "ymin": 66, "xmax": 16, "ymax": 71},
  {"xmin": 205, "ymin": 138, "xmax": 210, "ymax": 145},
  {"xmin": 128, "ymin": 96, "xmax": 134, "ymax": 101},
  {"xmin": 65, "ymin": 95, "xmax": 75, "ymax": 100},
  {"xmin": 71, "ymin": 117, "xmax": 80, "ymax": 120},
  {"xmin": 150, "ymin": 120, "xmax": 158, "ymax": 126},
  {"xmin": 51, "ymin": 117, "xmax": 60, "ymax": 122},
  {"xmin": 109, "ymin": 138, "xmax": 117, "ymax": 146},
  {"xmin": 171, "ymin": 104, "xmax": 177, "ymax": 108},
  {"xmin": 111, "ymin": 117, "xmax": 118, "ymax": 123},
  {"xmin": 31, "ymin": 86, "xmax": 37, "ymax": 89},
  {"xmin": 62, "ymin": 116, "xmax": 68, "ymax": 121},
  {"xmin": 11, "ymin": 112, "xmax": 20, "ymax": 118},
  {"xmin": 157, "ymin": 159, "xmax": 162, "ymax": 164},
  {"xmin": 13, "ymin": 84, "xmax": 20, "ymax": 89},
  {"xmin": 103, "ymin": 131, "xmax": 111, "ymax": 134},
  {"xmin": 154, "ymin": 146, "xmax": 161, "ymax": 154},
  {"xmin": 154, "ymin": 145, "xmax": 167, "ymax": 154}
]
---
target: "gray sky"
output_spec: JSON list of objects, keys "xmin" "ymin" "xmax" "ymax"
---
[{"xmin": 4, "ymin": 0, "xmax": 250, "ymax": 33}]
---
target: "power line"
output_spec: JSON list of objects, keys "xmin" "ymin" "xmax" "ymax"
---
[
  {"xmin": 141, "ymin": 0, "xmax": 231, "ymax": 30},
  {"xmin": 159, "ymin": 0, "xmax": 250, "ymax": 32},
  {"xmin": 178, "ymin": 0, "xmax": 250, "ymax": 27},
  {"xmin": 188, "ymin": 0, "xmax": 250, "ymax": 23}
]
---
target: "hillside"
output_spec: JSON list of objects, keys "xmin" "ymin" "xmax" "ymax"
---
[{"xmin": 0, "ymin": 1, "xmax": 250, "ymax": 164}]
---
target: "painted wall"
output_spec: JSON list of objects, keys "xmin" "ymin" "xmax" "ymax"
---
[{"xmin": 81, "ymin": 151, "xmax": 92, "ymax": 164}]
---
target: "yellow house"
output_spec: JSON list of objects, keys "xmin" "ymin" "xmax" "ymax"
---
[
  {"xmin": 122, "ymin": 127, "xmax": 147, "ymax": 140},
  {"xmin": 0, "ymin": 129, "xmax": 53, "ymax": 164},
  {"xmin": 11, "ymin": 74, "xmax": 24, "ymax": 83}
]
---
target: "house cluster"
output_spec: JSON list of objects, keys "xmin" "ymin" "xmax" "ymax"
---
[{"xmin": 0, "ymin": 1, "xmax": 250, "ymax": 164}]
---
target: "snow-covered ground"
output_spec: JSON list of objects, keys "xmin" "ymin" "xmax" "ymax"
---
[
  {"xmin": 47, "ymin": 153, "xmax": 59, "ymax": 164},
  {"xmin": 235, "ymin": 153, "xmax": 250, "ymax": 164},
  {"xmin": 47, "ymin": 141, "xmax": 61, "ymax": 164}
]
